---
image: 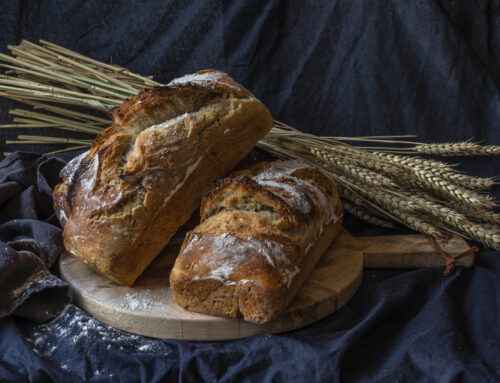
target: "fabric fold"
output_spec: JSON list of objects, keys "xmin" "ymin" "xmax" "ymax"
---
[{"xmin": 0, "ymin": 153, "xmax": 70, "ymax": 322}]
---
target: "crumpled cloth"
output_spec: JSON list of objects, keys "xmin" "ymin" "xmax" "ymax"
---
[{"xmin": 0, "ymin": 153, "xmax": 70, "ymax": 322}]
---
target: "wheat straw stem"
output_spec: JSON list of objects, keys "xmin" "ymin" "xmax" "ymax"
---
[
  {"xmin": 17, "ymin": 40, "xmax": 154, "ymax": 91},
  {"xmin": 24, "ymin": 46, "xmax": 139, "ymax": 92},
  {"xmin": 0, "ymin": 88, "xmax": 114, "ymax": 111},
  {"xmin": 0, "ymin": 61, "xmax": 133, "ymax": 99},
  {"xmin": 46, "ymin": 145, "xmax": 91, "ymax": 155},
  {"xmin": 38, "ymin": 40, "xmax": 161, "ymax": 87},
  {"xmin": 342, "ymin": 200, "xmax": 397, "ymax": 228},
  {"xmin": 336, "ymin": 183, "xmax": 396, "ymax": 221},
  {"xmin": 8, "ymin": 109, "xmax": 103, "ymax": 134},
  {"xmin": 14, "ymin": 98, "xmax": 112, "ymax": 124},
  {"xmin": 332, "ymin": 173, "xmax": 447, "ymax": 238},
  {"xmin": 0, "ymin": 77, "xmax": 124, "ymax": 104},
  {"xmin": 1, "ymin": 40, "xmax": 155, "ymax": 111},
  {"xmin": 14, "ymin": 135, "xmax": 93, "ymax": 145}
]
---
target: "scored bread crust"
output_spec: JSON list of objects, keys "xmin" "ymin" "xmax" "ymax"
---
[
  {"xmin": 169, "ymin": 160, "xmax": 343, "ymax": 323},
  {"xmin": 53, "ymin": 69, "xmax": 273, "ymax": 286}
]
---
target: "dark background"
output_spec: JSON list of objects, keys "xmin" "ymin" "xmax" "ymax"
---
[
  {"xmin": 1, "ymin": 0, "xmax": 500, "ymax": 151},
  {"xmin": 0, "ymin": 0, "xmax": 499, "ymax": 382}
]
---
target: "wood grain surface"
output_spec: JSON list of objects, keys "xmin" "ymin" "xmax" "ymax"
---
[{"xmin": 59, "ymin": 228, "xmax": 473, "ymax": 341}]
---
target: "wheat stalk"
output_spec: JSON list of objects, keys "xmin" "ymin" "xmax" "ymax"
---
[
  {"xmin": 373, "ymin": 152, "xmax": 454, "ymax": 170},
  {"xmin": 374, "ymin": 152, "xmax": 495, "ymax": 189},
  {"xmin": 407, "ymin": 166, "xmax": 496, "ymax": 209},
  {"xmin": 483, "ymin": 146, "xmax": 500, "ymax": 155},
  {"xmin": 402, "ymin": 193, "xmax": 500, "ymax": 245},
  {"xmin": 319, "ymin": 171, "xmax": 448, "ymax": 239},
  {"xmin": 329, "ymin": 159, "xmax": 400, "ymax": 188},
  {"xmin": 483, "ymin": 223, "xmax": 500, "ymax": 231},
  {"xmin": 318, "ymin": 145, "xmax": 497, "ymax": 211},
  {"xmin": 334, "ymin": 180, "xmax": 406, "ymax": 225},
  {"xmin": 414, "ymin": 142, "xmax": 497, "ymax": 156},
  {"xmin": 408, "ymin": 164, "xmax": 494, "ymax": 190},
  {"xmin": 442, "ymin": 201, "xmax": 500, "ymax": 225},
  {"xmin": 462, "ymin": 223, "xmax": 500, "ymax": 249},
  {"xmin": 310, "ymin": 148, "xmax": 406, "ymax": 181},
  {"xmin": 436, "ymin": 172, "xmax": 495, "ymax": 190},
  {"xmin": 342, "ymin": 200, "xmax": 397, "ymax": 229}
]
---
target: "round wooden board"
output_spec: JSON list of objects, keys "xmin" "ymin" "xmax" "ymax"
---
[{"xmin": 59, "ymin": 229, "xmax": 363, "ymax": 341}]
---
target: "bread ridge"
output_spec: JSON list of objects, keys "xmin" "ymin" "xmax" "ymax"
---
[
  {"xmin": 53, "ymin": 69, "xmax": 273, "ymax": 286},
  {"xmin": 169, "ymin": 160, "xmax": 343, "ymax": 323}
]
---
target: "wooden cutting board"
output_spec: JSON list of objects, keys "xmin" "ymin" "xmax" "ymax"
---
[{"xmin": 59, "ymin": 228, "xmax": 473, "ymax": 341}]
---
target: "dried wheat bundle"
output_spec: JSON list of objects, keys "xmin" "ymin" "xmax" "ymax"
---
[{"xmin": 1, "ymin": 40, "xmax": 499, "ymax": 252}]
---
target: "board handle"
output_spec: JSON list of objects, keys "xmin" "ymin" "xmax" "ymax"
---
[{"xmin": 358, "ymin": 234, "xmax": 475, "ymax": 269}]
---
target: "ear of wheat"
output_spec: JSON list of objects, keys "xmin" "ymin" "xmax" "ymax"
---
[{"xmin": 1, "ymin": 40, "xmax": 499, "ymax": 251}]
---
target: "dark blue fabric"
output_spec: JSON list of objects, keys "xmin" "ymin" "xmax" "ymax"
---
[
  {"xmin": 0, "ymin": 153, "xmax": 70, "ymax": 323},
  {"xmin": 0, "ymin": 0, "xmax": 499, "ymax": 382}
]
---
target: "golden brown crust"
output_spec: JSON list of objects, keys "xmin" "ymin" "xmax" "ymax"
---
[
  {"xmin": 200, "ymin": 175, "xmax": 300, "ymax": 227},
  {"xmin": 171, "ymin": 218, "xmax": 342, "ymax": 323},
  {"xmin": 53, "ymin": 69, "xmax": 273, "ymax": 286},
  {"xmin": 110, "ymin": 69, "xmax": 252, "ymax": 126},
  {"xmin": 170, "ymin": 160, "xmax": 343, "ymax": 323}
]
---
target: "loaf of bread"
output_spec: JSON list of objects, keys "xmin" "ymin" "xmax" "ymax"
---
[
  {"xmin": 53, "ymin": 69, "xmax": 273, "ymax": 286},
  {"xmin": 170, "ymin": 160, "xmax": 343, "ymax": 323}
]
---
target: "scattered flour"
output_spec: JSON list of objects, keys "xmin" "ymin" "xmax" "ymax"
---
[
  {"xmin": 138, "ymin": 344, "xmax": 152, "ymax": 351},
  {"xmin": 23, "ymin": 305, "xmax": 172, "ymax": 379},
  {"xmin": 119, "ymin": 290, "xmax": 160, "ymax": 311}
]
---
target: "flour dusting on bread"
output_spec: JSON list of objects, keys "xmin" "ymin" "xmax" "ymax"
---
[
  {"xmin": 61, "ymin": 150, "xmax": 88, "ymax": 184},
  {"xmin": 170, "ymin": 159, "xmax": 344, "ymax": 322},
  {"xmin": 253, "ymin": 160, "xmax": 332, "ymax": 221},
  {"xmin": 170, "ymin": 70, "xmax": 247, "ymax": 93},
  {"xmin": 182, "ymin": 232, "xmax": 300, "ymax": 288}
]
